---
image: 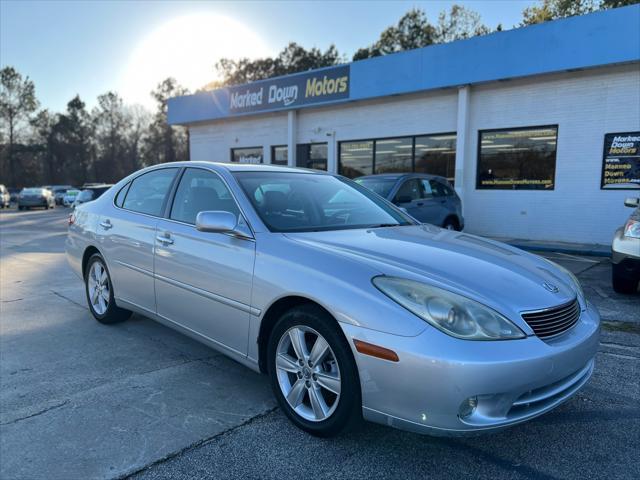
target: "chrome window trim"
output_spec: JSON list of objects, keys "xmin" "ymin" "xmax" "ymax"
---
[{"xmin": 110, "ymin": 165, "xmax": 257, "ymax": 239}]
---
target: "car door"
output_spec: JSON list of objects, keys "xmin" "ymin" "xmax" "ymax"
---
[
  {"xmin": 97, "ymin": 167, "xmax": 179, "ymax": 315},
  {"xmin": 408, "ymin": 178, "xmax": 447, "ymax": 226},
  {"xmin": 393, "ymin": 178, "xmax": 430, "ymax": 223},
  {"xmin": 153, "ymin": 167, "xmax": 256, "ymax": 355}
]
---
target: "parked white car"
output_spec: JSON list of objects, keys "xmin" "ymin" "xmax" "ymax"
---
[{"xmin": 63, "ymin": 189, "xmax": 81, "ymax": 207}]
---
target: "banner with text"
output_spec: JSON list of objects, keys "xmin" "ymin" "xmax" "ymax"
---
[
  {"xmin": 228, "ymin": 65, "xmax": 350, "ymax": 114},
  {"xmin": 601, "ymin": 132, "xmax": 640, "ymax": 189}
]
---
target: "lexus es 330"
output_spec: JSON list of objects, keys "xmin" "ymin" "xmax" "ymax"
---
[{"xmin": 66, "ymin": 162, "xmax": 600, "ymax": 437}]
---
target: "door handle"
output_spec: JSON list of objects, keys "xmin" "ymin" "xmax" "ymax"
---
[
  {"xmin": 100, "ymin": 220, "xmax": 112, "ymax": 230},
  {"xmin": 156, "ymin": 234, "xmax": 174, "ymax": 245},
  {"xmin": 416, "ymin": 202, "xmax": 424, "ymax": 206}
]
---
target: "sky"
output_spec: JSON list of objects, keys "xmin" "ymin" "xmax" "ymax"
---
[{"xmin": 1, "ymin": 0, "xmax": 534, "ymax": 112}]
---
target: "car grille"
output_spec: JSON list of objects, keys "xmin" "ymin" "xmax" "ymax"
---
[{"xmin": 521, "ymin": 298, "xmax": 580, "ymax": 339}]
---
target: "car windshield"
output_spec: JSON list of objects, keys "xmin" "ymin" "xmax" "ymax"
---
[
  {"xmin": 22, "ymin": 188, "xmax": 43, "ymax": 195},
  {"xmin": 234, "ymin": 172, "xmax": 415, "ymax": 232},
  {"xmin": 77, "ymin": 190, "xmax": 95, "ymax": 201},
  {"xmin": 354, "ymin": 177, "xmax": 398, "ymax": 198}
]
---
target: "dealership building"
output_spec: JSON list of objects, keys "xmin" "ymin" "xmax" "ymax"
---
[{"xmin": 168, "ymin": 5, "xmax": 640, "ymax": 246}]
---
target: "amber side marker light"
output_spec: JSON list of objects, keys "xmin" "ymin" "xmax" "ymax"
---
[{"xmin": 354, "ymin": 339, "xmax": 399, "ymax": 362}]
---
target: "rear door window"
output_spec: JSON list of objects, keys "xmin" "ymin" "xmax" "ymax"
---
[
  {"xmin": 122, "ymin": 168, "xmax": 178, "ymax": 216},
  {"xmin": 394, "ymin": 179, "xmax": 422, "ymax": 203}
]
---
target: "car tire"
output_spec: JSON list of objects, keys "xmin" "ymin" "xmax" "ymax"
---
[
  {"xmin": 84, "ymin": 253, "xmax": 132, "ymax": 324},
  {"xmin": 443, "ymin": 217, "xmax": 460, "ymax": 231},
  {"xmin": 267, "ymin": 304, "xmax": 361, "ymax": 437},
  {"xmin": 612, "ymin": 263, "xmax": 639, "ymax": 294}
]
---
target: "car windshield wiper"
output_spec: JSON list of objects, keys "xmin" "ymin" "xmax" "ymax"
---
[{"xmin": 365, "ymin": 223, "xmax": 401, "ymax": 228}]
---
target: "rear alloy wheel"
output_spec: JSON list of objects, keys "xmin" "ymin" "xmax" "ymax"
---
[
  {"xmin": 84, "ymin": 253, "xmax": 132, "ymax": 324},
  {"xmin": 268, "ymin": 305, "xmax": 361, "ymax": 437}
]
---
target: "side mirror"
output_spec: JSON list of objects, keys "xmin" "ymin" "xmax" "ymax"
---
[
  {"xmin": 624, "ymin": 197, "xmax": 639, "ymax": 208},
  {"xmin": 395, "ymin": 195, "xmax": 412, "ymax": 204},
  {"xmin": 196, "ymin": 211, "xmax": 253, "ymax": 239}
]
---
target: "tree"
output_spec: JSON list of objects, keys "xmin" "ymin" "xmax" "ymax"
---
[
  {"xmin": 521, "ymin": 0, "xmax": 600, "ymax": 25},
  {"xmin": 123, "ymin": 104, "xmax": 150, "ymax": 173},
  {"xmin": 50, "ymin": 95, "xmax": 94, "ymax": 185},
  {"xmin": 213, "ymin": 42, "xmax": 343, "ymax": 87},
  {"xmin": 143, "ymin": 78, "xmax": 189, "ymax": 166},
  {"xmin": 30, "ymin": 109, "xmax": 56, "ymax": 184},
  {"xmin": 601, "ymin": 0, "xmax": 639, "ymax": 6},
  {"xmin": 353, "ymin": 6, "xmax": 490, "ymax": 61},
  {"xmin": 434, "ymin": 5, "xmax": 491, "ymax": 44},
  {"xmin": 92, "ymin": 92, "xmax": 131, "ymax": 182},
  {"xmin": 0, "ymin": 66, "xmax": 38, "ymax": 186},
  {"xmin": 353, "ymin": 9, "xmax": 436, "ymax": 60}
]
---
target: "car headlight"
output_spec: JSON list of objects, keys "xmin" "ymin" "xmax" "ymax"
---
[
  {"xmin": 372, "ymin": 276, "xmax": 525, "ymax": 340},
  {"xmin": 624, "ymin": 219, "xmax": 640, "ymax": 239}
]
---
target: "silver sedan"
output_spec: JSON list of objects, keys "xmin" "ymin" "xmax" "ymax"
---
[{"xmin": 66, "ymin": 162, "xmax": 600, "ymax": 437}]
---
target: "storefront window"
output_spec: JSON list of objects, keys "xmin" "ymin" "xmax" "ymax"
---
[
  {"xmin": 271, "ymin": 145, "xmax": 288, "ymax": 165},
  {"xmin": 415, "ymin": 134, "xmax": 456, "ymax": 183},
  {"xmin": 231, "ymin": 147, "xmax": 263, "ymax": 164},
  {"xmin": 338, "ymin": 133, "xmax": 457, "ymax": 180},
  {"xmin": 375, "ymin": 138, "xmax": 413, "ymax": 174},
  {"xmin": 477, "ymin": 126, "xmax": 557, "ymax": 190},
  {"xmin": 339, "ymin": 141, "xmax": 374, "ymax": 177},
  {"xmin": 297, "ymin": 143, "xmax": 327, "ymax": 170}
]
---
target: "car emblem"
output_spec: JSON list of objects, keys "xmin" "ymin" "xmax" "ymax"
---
[{"xmin": 542, "ymin": 282, "xmax": 559, "ymax": 293}]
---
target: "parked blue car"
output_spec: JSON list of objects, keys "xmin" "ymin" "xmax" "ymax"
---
[{"xmin": 355, "ymin": 173, "xmax": 464, "ymax": 230}]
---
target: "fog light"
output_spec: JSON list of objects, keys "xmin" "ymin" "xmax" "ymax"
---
[{"xmin": 458, "ymin": 396, "xmax": 478, "ymax": 419}]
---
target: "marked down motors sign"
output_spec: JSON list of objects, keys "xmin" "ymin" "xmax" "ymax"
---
[{"xmin": 228, "ymin": 65, "xmax": 350, "ymax": 114}]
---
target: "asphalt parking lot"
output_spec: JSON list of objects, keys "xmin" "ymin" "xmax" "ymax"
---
[{"xmin": 1, "ymin": 206, "xmax": 638, "ymax": 480}]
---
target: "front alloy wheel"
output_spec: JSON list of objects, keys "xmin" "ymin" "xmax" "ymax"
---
[
  {"xmin": 276, "ymin": 326, "xmax": 341, "ymax": 422},
  {"xmin": 268, "ymin": 304, "xmax": 361, "ymax": 437}
]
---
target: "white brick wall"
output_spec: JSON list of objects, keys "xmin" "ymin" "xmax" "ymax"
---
[
  {"xmin": 189, "ymin": 112, "xmax": 289, "ymax": 163},
  {"xmin": 464, "ymin": 64, "xmax": 640, "ymax": 245},
  {"xmin": 187, "ymin": 63, "xmax": 640, "ymax": 245}
]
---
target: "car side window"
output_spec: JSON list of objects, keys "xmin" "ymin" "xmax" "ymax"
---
[
  {"xmin": 170, "ymin": 168, "xmax": 240, "ymax": 225},
  {"xmin": 443, "ymin": 183, "xmax": 456, "ymax": 197},
  {"xmin": 122, "ymin": 168, "xmax": 178, "ymax": 216},
  {"xmin": 394, "ymin": 179, "xmax": 422, "ymax": 203},
  {"xmin": 420, "ymin": 180, "xmax": 433, "ymax": 198},
  {"xmin": 428, "ymin": 180, "xmax": 447, "ymax": 197}
]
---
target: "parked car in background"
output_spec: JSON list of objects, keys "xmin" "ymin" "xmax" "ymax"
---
[
  {"xmin": 8, "ymin": 188, "xmax": 21, "ymax": 204},
  {"xmin": 72, "ymin": 185, "xmax": 112, "ymax": 208},
  {"xmin": 49, "ymin": 185, "xmax": 74, "ymax": 205},
  {"xmin": 63, "ymin": 189, "xmax": 81, "ymax": 207},
  {"xmin": 611, "ymin": 196, "xmax": 640, "ymax": 293},
  {"xmin": 355, "ymin": 173, "xmax": 464, "ymax": 230},
  {"xmin": 0, "ymin": 184, "xmax": 10, "ymax": 208},
  {"xmin": 17, "ymin": 187, "xmax": 55, "ymax": 210},
  {"xmin": 67, "ymin": 162, "xmax": 599, "ymax": 438}
]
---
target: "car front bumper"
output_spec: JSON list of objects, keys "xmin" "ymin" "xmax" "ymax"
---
[{"xmin": 340, "ymin": 301, "xmax": 600, "ymax": 436}]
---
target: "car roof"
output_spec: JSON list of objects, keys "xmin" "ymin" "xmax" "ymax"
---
[
  {"xmin": 357, "ymin": 173, "xmax": 442, "ymax": 181},
  {"xmin": 158, "ymin": 161, "xmax": 327, "ymax": 175}
]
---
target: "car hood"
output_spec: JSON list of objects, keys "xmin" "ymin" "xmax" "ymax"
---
[{"xmin": 285, "ymin": 225, "xmax": 579, "ymax": 318}]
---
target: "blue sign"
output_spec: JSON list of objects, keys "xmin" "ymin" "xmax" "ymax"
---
[{"xmin": 228, "ymin": 65, "xmax": 350, "ymax": 114}]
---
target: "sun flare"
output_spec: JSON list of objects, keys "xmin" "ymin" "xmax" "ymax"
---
[{"xmin": 120, "ymin": 13, "xmax": 271, "ymax": 106}]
